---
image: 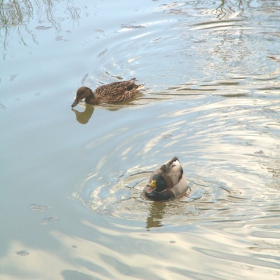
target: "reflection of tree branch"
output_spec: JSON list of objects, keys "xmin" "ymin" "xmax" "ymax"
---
[
  {"xmin": 25, "ymin": 25, "xmax": 39, "ymax": 45},
  {"xmin": 66, "ymin": 5, "xmax": 81, "ymax": 25},
  {"xmin": 213, "ymin": 0, "xmax": 245, "ymax": 20},
  {"xmin": 0, "ymin": 0, "xmax": 83, "ymax": 58},
  {"xmin": 45, "ymin": 1, "xmax": 61, "ymax": 33},
  {"xmin": 18, "ymin": 27, "xmax": 29, "ymax": 47}
]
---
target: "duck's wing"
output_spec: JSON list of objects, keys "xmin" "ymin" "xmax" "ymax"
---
[{"xmin": 95, "ymin": 78, "xmax": 137, "ymax": 98}]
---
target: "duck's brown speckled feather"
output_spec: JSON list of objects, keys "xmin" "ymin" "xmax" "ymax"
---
[{"xmin": 71, "ymin": 78, "xmax": 143, "ymax": 107}]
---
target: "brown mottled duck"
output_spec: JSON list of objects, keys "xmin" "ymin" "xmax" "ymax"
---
[{"xmin": 71, "ymin": 78, "xmax": 143, "ymax": 107}]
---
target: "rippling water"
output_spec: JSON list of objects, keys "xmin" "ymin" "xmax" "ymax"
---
[{"xmin": 1, "ymin": 0, "xmax": 280, "ymax": 279}]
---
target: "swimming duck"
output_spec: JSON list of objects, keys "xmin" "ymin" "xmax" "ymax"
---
[
  {"xmin": 71, "ymin": 78, "xmax": 143, "ymax": 107},
  {"xmin": 143, "ymin": 157, "xmax": 190, "ymax": 202}
]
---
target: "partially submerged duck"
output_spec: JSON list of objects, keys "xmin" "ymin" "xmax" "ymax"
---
[
  {"xmin": 71, "ymin": 78, "xmax": 143, "ymax": 107},
  {"xmin": 143, "ymin": 157, "xmax": 190, "ymax": 202}
]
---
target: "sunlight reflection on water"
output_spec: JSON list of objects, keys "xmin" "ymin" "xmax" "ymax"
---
[{"xmin": 1, "ymin": 0, "xmax": 280, "ymax": 279}]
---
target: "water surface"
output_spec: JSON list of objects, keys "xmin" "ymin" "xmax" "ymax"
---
[{"xmin": 1, "ymin": 0, "xmax": 280, "ymax": 279}]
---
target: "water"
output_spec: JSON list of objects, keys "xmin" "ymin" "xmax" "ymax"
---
[{"xmin": 1, "ymin": 0, "xmax": 280, "ymax": 279}]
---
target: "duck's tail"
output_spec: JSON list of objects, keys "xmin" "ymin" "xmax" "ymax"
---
[
  {"xmin": 130, "ymin": 78, "xmax": 144, "ymax": 90},
  {"xmin": 160, "ymin": 157, "xmax": 179, "ymax": 173}
]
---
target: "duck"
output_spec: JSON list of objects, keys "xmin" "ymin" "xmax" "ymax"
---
[
  {"xmin": 143, "ymin": 157, "xmax": 190, "ymax": 202},
  {"xmin": 71, "ymin": 78, "xmax": 143, "ymax": 107}
]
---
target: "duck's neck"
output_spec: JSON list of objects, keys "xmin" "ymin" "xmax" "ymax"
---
[{"xmin": 85, "ymin": 93, "xmax": 99, "ymax": 105}]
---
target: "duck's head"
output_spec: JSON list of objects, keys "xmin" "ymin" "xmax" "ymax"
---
[
  {"xmin": 148, "ymin": 174, "xmax": 167, "ymax": 192},
  {"xmin": 71, "ymin": 87, "xmax": 94, "ymax": 107},
  {"xmin": 145, "ymin": 174, "xmax": 174, "ymax": 201}
]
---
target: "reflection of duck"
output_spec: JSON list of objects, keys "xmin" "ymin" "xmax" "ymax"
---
[
  {"xmin": 143, "ymin": 157, "xmax": 190, "ymax": 202},
  {"xmin": 71, "ymin": 104, "xmax": 94, "ymax": 124},
  {"xmin": 146, "ymin": 202, "xmax": 166, "ymax": 229},
  {"xmin": 71, "ymin": 78, "xmax": 143, "ymax": 107}
]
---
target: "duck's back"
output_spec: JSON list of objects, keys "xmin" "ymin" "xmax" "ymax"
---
[{"xmin": 95, "ymin": 78, "xmax": 140, "ymax": 102}]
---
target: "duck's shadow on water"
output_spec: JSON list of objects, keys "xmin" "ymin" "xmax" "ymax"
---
[
  {"xmin": 71, "ymin": 104, "xmax": 129, "ymax": 124},
  {"xmin": 146, "ymin": 202, "xmax": 166, "ymax": 229},
  {"xmin": 71, "ymin": 94, "xmax": 142, "ymax": 124},
  {"xmin": 71, "ymin": 104, "xmax": 95, "ymax": 124},
  {"xmin": 145, "ymin": 191, "xmax": 193, "ymax": 230}
]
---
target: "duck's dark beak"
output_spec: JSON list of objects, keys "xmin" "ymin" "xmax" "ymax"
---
[{"xmin": 71, "ymin": 99, "xmax": 80, "ymax": 108}]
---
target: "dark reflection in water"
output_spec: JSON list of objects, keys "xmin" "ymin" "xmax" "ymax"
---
[
  {"xmin": 71, "ymin": 101, "xmax": 141, "ymax": 123},
  {"xmin": 72, "ymin": 104, "xmax": 94, "ymax": 124},
  {"xmin": 146, "ymin": 202, "xmax": 166, "ymax": 229}
]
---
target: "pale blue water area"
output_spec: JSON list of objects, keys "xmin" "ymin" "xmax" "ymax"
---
[{"xmin": 1, "ymin": 0, "xmax": 280, "ymax": 279}]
